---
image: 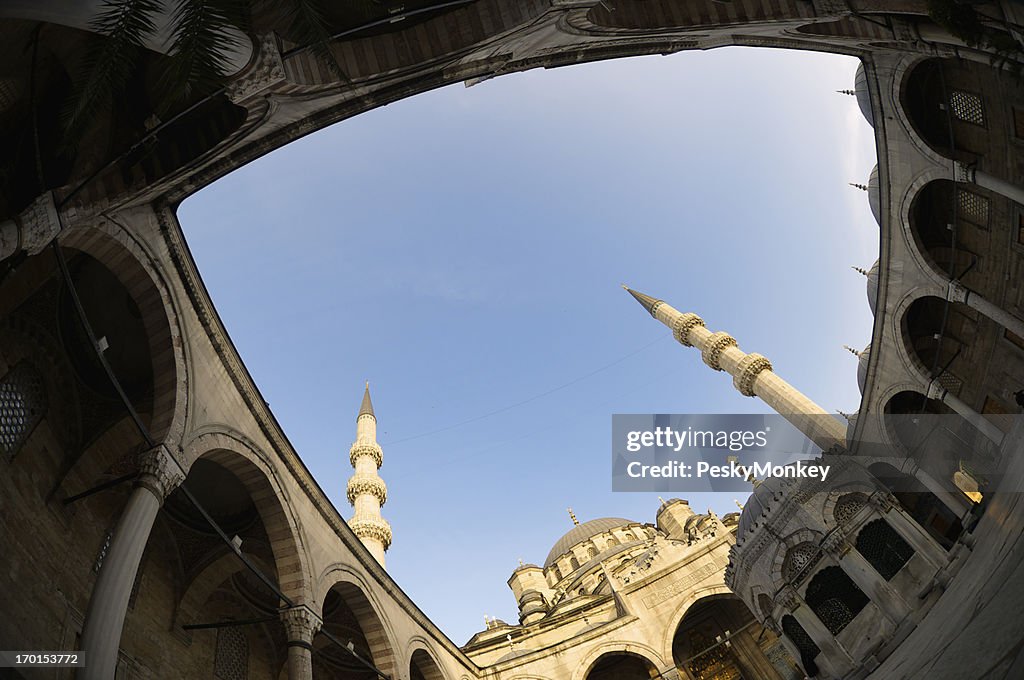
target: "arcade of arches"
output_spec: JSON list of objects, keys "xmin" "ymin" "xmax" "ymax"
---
[{"xmin": 3, "ymin": 2, "xmax": 1024, "ymax": 680}]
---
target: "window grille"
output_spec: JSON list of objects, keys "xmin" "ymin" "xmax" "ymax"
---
[
  {"xmin": 0, "ymin": 362, "xmax": 47, "ymax": 458},
  {"xmin": 782, "ymin": 615, "xmax": 819, "ymax": 677},
  {"xmin": 782, "ymin": 543, "xmax": 822, "ymax": 584},
  {"xmin": 805, "ymin": 566, "xmax": 869, "ymax": 635},
  {"xmin": 949, "ymin": 90, "xmax": 985, "ymax": 126},
  {"xmin": 833, "ymin": 493, "xmax": 868, "ymax": 525},
  {"xmin": 856, "ymin": 519, "xmax": 914, "ymax": 580},
  {"xmin": 214, "ymin": 627, "xmax": 248, "ymax": 680},
  {"xmin": 958, "ymin": 190, "xmax": 990, "ymax": 226}
]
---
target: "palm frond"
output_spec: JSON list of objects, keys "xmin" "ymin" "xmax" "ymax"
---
[
  {"xmin": 63, "ymin": 0, "xmax": 164, "ymax": 140},
  {"xmin": 157, "ymin": 0, "xmax": 248, "ymax": 111},
  {"xmin": 282, "ymin": 0, "xmax": 347, "ymax": 81}
]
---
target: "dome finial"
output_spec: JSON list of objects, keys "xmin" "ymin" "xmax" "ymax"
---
[
  {"xmin": 843, "ymin": 345, "xmax": 862, "ymax": 357},
  {"xmin": 567, "ymin": 507, "xmax": 579, "ymax": 526},
  {"xmin": 851, "ymin": 265, "xmax": 869, "ymax": 276},
  {"xmin": 837, "ymin": 89, "xmax": 856, "ymax": 96},
  {"xmin": 850, "ymin": 182, "xmax": 868, "ymax": 191}
]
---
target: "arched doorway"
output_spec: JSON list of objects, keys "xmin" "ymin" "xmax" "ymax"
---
[
  {"xmin": 671, "ymin": 595, "xmax": 797, "ymax": 680},
  {"xmin": 410, "ymin": 647, "xmax": 446, "ymax": 680},
  {"xmin": 314, "ymin": 581, "xmax": 395, "ymax": 679},
  {"xmin": 585, "ymin": 651, "xmax": 658, "ymax": 680}
]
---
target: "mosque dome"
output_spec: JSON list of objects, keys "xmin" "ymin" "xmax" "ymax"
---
[
  {"xmin": 857, "ymin": 345, "xmax": 871, "ymax": 393},
  {"xmin": 736, "ymin": 477, "xmax": 785, "ymax": 536},
  {"xmin": 854, "ymin": 62, "xmax": 873, "ymax": 127},
  {"xmin": 866, "ymin": 260, "xmax": 880, "ymax": 314},
  {"xmin": 867, "ymin": 165, "xmax": 881, "ymax": 224},
  {"xmin": 545, "ymin": 517, "xmax": 632, "ymax": 567}
]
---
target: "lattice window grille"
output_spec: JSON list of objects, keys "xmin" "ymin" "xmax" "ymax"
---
[
  {"xmin": 214, "ymin": 627, "xmax": 248, "ymax": 680},
  {"xmin": 805, "ymin": 567, "xmax": 870, "ymax": 636},
  {"xmin": 958, "ymin": 190, "xmax": 990, "ymax": 225},
  {"xmin": 0, "ymin": 362, "xmax": 47, "ymax": 458},
  {"xmin": 937, "ymin": 370, "xmax": 963, "ymax": 395},
  {"xmin": 833, "ymin": 493, "xmax": 868, "ymax": 525},
  {"xmin": 782, "ymin": 543, "xmax": 822, "ymax": 584},
  {"xmin": 856, "ymin": 519, "xmax": 914, "ymax": 580},
  {"xmin": 949, "ymin": 90, "xmax": 985, "ymax": 126},
  {"xmin": 816, "ymin": 598, "xmax": 856, "ymax": 635},
  {"xmin": 781, "ymin": 615, "xmax": 819, "ymax": 676}
]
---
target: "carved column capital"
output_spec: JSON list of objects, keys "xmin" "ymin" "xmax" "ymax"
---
[
  {"xmin": 954, "ymin": 161, "xmax": 977, "ymax": 184},
  {"xmin": 280, "ymin": 605, "xmax": 323, "ymax": 645},
  {"xmin": 701, "ymin": 331, "xmax": 737, "ymax": 371},
  {"xmin": 778, "ymin": 585, "xmax": 801, "ymax": 612},
  {"xmin": 136, "ymin": 445, "xmax": 185, "ymax": 501},
  {"xmin": 820, "ymin": 531, "xmax": 851, "ymax": 558},
  {"xmin": 946, "ymin": 280, "xmax": 969, "ymax": 304},
  {"xmin": 733, "ymin": 353, "xmax": 773, "ymax": 397},
  {"xmin": 671, "ymin": 312, "xmax": 704, "ymax": 347},
  {"xmin": 926, "ymin": 379, "xmax": 947, "ymax": 402},
  {"xmin": 227, "ymin": 33, "xmax": 287, "ymax": 103},
  {"xmin": 868, "ymin": 491, "xmax": 897, "ymax": 513},
  {"xmin": 1, "ymin": 191, "xmax": 62, "ymax": 260}
]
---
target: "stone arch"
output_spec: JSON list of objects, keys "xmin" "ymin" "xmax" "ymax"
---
[
  {"xmin": 821, "ymin": 488, "xmax": 874, "ymax": 529},
  {"xmin": 408, "ymin": 642, "xmax": 447, "ymax": 680},
  {"xmin": 868, "ymin": 461, "xmax": 963, "ymax": 550},
  {"xmin": 574, "ymin": 644, "xmax": 664, "ymax": 680},
  {"xmin": 60, "ymin": 220, "xmax": 187, "ymax": 445},
  {"xmin": 314, "ymin": 564, "xmax": 398, "ymax": 679},
  {"xmin": 769, "ymin": 529, "xmax": 824, "ymax": 588},
  {"xmin": 659, "ymin": 583, "xmax": 734, "ymax": 670},
  {"xmin": 890, "ymin": 55, "xmax": 950, "ymax": 164},
  {"xmin": 181, "ymin": 430, "xmax": 313, "ymax": 604},
  {"xmin": 804, "ymin": 566, "xmax": 869, "ymax": 636},
  {"xmin": 173, "ymin": 550, "xmax": 277, "ymax": 630}
]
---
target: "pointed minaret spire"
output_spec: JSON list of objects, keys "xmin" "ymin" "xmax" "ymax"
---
[
  {"xmin": 346, "ymin": 383, "xmax": 391, "ymax": 567},
  {"xmin": 622, "ymin": 286, "xmax": 846, "ymax": 452}
]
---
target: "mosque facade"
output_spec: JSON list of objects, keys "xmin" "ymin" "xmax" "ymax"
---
[{"xmin": 1, "ymin": 2, "xmax": 1023, "ymax": 679}]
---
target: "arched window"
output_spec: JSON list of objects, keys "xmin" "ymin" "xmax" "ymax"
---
[
  {"xmin": 569, "ymin": 556, "xmax": 580, "ymax": 571},
  {"xmin": 0, "ymin": 362, "xmax": 46, "ymax": 459},
  {"xmin": 781, "ymin": 614, "xmax": 820, "ymax": 677},
  {"xmin": 805, "ymin": 566, "xmax": 869, "ymax": 635},
  {"xmin": 833, "ymin": 492, "xmax": 868, "ymax": 525},
  {"xmin": 782, "ymin": 542, "xmax": 822, "ymax": 584},
  {"xmin": 587, "ymin": 546, "xmax": 597, "ymax": 560},
  {"xmin": 856, "ymin": 519, "xmax": 914, "ymax": 580},
  {"xmin": 606, "ymin": 535, "xmax": 619, "ymax": 548}
]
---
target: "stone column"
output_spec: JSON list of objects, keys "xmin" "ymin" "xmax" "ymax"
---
[
  {"xmin": 763, "ymin": 619, "xmax": 806, "ymax": 679},
  {"xmin": 927, "ymin": 379, "xmax": 1004, "ymax": 446},
  {"xmin": 947, "ymin": 280, "xmax": 1024, "ymax": 352},
  {"xmin": 779, "ymin": 586, "xmax": 856, "ymax": 678},
  {"xmin": 79, "ymin": 445, "xmax": 185, "ymax": 680},
  {"xmin": 729, "ymin": 628, "xmax": 784, "ymax": 680},
  {"xmin": 281, "ymin": 606, "xmax": 322, "ymax": 680},
  {"xmin": 822, "ymin": 532, "xmax": 911, "ymax": 624},
  {"xmin": 0, "ymin": 191, "xmax": 61, "ymax": 261},
  {"xmin": 912, "ymin": 465, "xmax": 973, "ymax": 521},
  {"xmin": 870, "ymin": 494, "xmax": 949, "ymax": 569},
  {"xmin": 956, "ymin": 161, "xmax": 1024, "ymax": 207}
]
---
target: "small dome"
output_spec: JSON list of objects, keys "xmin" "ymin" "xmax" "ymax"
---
[
  {"xmin": 854, "ymin": 62, "xmax": 873, "ymax": 127},
  {"xmin": 857, "ymin": 345, "xmax": 871, "ymax": 393},
  {"xmin": 545, "ymin": 517, "xmax": 632, "ymax": 567},
  {"xmin": 867, "ymin": 165, "xmax": 881, "ymax": 224},
  {"xmin": 866, "ymin": 260, "xmax": 880, "ymax": 314},
  {"xmin": 737, "ymin": 477, "xmax": 785, "ymax": 535}
]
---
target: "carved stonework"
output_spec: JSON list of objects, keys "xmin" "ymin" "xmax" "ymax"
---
[
  {"xmin": 778, "ymin": 586, "xmax": 801, "ymax": 612},
  {"xmin": 926, "ymin": 379, "xmax": 946, "ymax": 402},
  {"xmin": 672, "ymin": 312, "xmax": 704, "ymax": 347},
  {"xmin": 733, "ymin": 353, "xmax": 773, "ymax": 397},
  {"xmin": 18, "ymin": 191, "xmax": 61, "ymax": 256},
  {"xmin": 349, "ymin": 442, "xmax": 383, "ymax": 468},
  {"xmin": 868, "ymin": 491, "xmax": 898, "ymax": 513},
  {"xmin": 349, "ymin": 517, "xmax": 393, "ymax": 549},
  {"xmin": 812, "ymin": 0, "xmax": 851, "ymax": 15},
  {"xmin": 701, "ymin": 331, "xmax": 737, "ymax": 371},
  {"xmin": 227, "ymin": 33, "xmax": 286, "ymax": 103},
  {"xmin": 136, "ymin": 445, "xmax": 186, "ymax": 501},
  {"xmin": 346, "ymin": 473, "xmax": 388, "ymax": 506},
  {"xmin": 947, "ymin": 280, "xmax": 969, "ymax": 304},
  {"xmin": 280, "ymin": 606, "xmax": 322, "ymax": 644},
  {"xmin": 954, "ymin": 161, "xmax": 977, "ymax": 184},
  {"xmin": 821, "ymin": 532, "xmax": 851, "ymax": 558}
]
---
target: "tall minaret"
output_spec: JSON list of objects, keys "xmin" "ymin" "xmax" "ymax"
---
[
  {"xmin": 346, "ymin": 383, "xmax": 392, "ymax": 567},
  {"xmin": 623, "ymin": 286, "xmax": 847, "ymax": 452}
]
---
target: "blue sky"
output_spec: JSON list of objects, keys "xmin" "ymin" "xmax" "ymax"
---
[{"xmin": 178, "ymin": 46, "xmax": 877, "ymax": 645}]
